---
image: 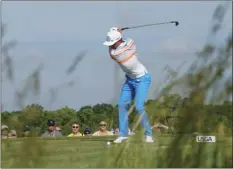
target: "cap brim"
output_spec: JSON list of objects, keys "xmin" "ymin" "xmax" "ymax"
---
[{"xmin": 103, "ymin": 41, "xmax": 115, "ymax": 46}]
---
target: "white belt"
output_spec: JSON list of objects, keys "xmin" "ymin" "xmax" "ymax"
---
[{"xmin": 126, "ymin": 70, "xmax": 148, "ymax": 80}]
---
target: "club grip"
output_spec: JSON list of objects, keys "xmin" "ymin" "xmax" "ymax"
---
[{"xmin": 121, "ymin": 27, "xmax": 129, "ymax": 30}]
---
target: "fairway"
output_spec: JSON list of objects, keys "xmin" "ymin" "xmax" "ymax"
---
[{"xmin": 2, "ymin": 135, "xmax": 232, "ymax": 168}]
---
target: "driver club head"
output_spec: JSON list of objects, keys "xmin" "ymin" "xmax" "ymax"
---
[{"xmin": 171, "ymin": 21, "xmax": 179, "ymax": 26}]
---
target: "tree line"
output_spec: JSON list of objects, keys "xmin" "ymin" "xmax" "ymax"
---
[{"xmin": 1, "ymin": 94, "xmax": 232, "ymax": 136}]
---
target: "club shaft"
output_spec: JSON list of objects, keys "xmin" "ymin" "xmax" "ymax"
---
[{"xmin": 122, "ymin": 21, "xmax": 178, "ymax": 30}]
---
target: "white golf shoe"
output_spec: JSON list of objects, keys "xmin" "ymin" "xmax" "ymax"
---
[
  {"xmin": 145, "ymin": 136, "xmax": 154, "ymax": 143},
  {"xmin": 113, "ymin": 137, "xmax": 128, "ymax": 144}
]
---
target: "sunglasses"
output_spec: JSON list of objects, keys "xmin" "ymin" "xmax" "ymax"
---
[
  {"xmin": 72, "ymin": 126, "xmax": 79, "ymax": 129},
  {"xmin": 100, "ymin": 124, "xmax": 106, "ymax": 127}
]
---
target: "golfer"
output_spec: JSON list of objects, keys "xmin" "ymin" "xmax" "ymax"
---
[{"xmin": 103, "ymin": 27, "xmax": 154, "ymax": 143}]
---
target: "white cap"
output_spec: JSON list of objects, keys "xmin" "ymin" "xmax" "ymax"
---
[
  {"xmin": 109, "ymin": 27, "xmax": 118, "ymax": 32},
  {"xmin": 1, "ymin": 125, "xmax": 8, "ymax": 130},
  {"xmin": 103, "ymin": 30, "xmax": 122, "ymax": 46}
]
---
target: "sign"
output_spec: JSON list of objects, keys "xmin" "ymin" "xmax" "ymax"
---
[{"xmin": 196, "ymin": 136, "xmax": 216, "ymax": 142}]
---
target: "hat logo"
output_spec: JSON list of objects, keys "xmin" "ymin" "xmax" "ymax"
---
[{"xmin": 106, "ymin": 36, "xmax": 112, "ymax": 42}]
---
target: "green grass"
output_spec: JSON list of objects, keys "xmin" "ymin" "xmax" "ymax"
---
[{"xmin": 1, "ymin": 134, "xmax": 232, "ymax": 168}]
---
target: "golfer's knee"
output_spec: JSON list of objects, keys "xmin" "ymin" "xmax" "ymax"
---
[{"xmin": 135, "ymin": 104, "xmax": 144, "ymax": 114}]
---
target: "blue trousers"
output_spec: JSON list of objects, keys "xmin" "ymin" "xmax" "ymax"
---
[{"xmin": 118, "ymin": 73, "xmax": 153, "ymax": 137}]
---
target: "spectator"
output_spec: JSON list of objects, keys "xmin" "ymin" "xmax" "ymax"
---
[
  {"xmin": 128, "ymin": 128, "xmax": 135, "ymax": 135},
  {"xmin": 114, "ymin": 128, "xmax": 119, "ymax": 135},
  {"xmin": 129, "ymin": 129, "xmax": 135, "ymax": 135},
  {"xmin": 41, "ymin": 119, "xmax": 63, "ymax": 138},
  {"xmin": 55, "ymin": 125, "xmax": 62, "ymax": 132},
  {"xmin": 8, "ymin": 130, "xmax": 17, "ymax": 138},
  {"xmin": 23, "ymin": 125, "xmax": 31, "ymax": 137},
  {"xmin": 83, "ymin": 128, "xmax": 92, "ymax": 136},
  {"xmin": 67, "ymin": 122, "xmax": 83, "ymax": 137},
  {"xmin": 92, "ymin": 121, "xmax": 113, "ymax": 136},
  {"xmin": 110, "ymin": 128, "xmax": 114, "ymax": 134},
  {"xmin": 1, "ymin": 125, "xmax": 9, "ymax": 140},
  {"xmin": 151, "ymin": 123, "xmax": 169, "ymax": 134},
  {"xmin": 8, "ymin": 133, "xmax": 12, "ymax": 138}
]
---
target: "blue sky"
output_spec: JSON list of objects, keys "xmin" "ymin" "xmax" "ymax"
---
[{"xmin": 1, "ymin": 1, "xmax": 232, "ymax": 111}]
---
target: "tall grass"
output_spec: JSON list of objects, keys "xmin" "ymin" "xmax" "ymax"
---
[{"xmin": 1, "ymin": 2, "xmax": 232, "ymax": 168}]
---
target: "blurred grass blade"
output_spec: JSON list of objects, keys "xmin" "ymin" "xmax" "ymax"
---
[{"xmin": 66, "ymin": 50, "xmax": 87, "ymax": 75}]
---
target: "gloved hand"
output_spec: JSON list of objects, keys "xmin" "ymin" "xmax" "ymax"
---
[{"xmin": 110, "ymin": 27, "xmax": 123, "ymax": 33}]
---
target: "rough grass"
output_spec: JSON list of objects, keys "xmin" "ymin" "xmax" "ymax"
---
[{"xmin": 1, "ymin": 134, "xmax": 232, "ymax": 168}]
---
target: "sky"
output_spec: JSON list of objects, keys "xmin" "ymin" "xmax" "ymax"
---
[{"xmin": 1, "ymin": 1, "xmax": 232, "ymax": 111}]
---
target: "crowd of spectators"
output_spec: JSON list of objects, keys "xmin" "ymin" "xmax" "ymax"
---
[
  {"xmin": 2, "ymin": 118, "xmax": 171, "ymax": 139},
  {"xmin": 1, "ymin": 125, "xmax": 18, "ymax": 139},
  {"xmin": 1, "ymin": 119, "xmax": 136, "ymax": 139}
]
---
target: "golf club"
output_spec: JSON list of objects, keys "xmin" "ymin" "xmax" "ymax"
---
[{"xmin": 121, "ymin": 20, "xmax": 179, "ymax": 30}]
